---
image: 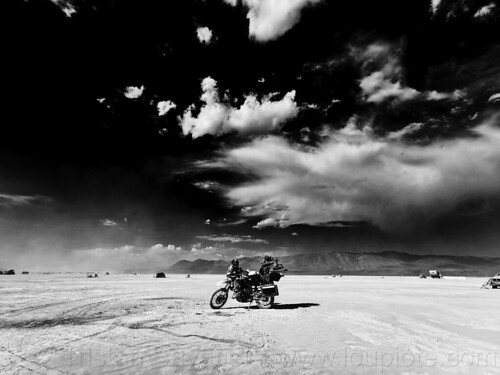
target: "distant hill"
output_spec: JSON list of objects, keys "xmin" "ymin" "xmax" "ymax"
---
[{"xmin": 166, "ymin": 251, "xmax": 500, "ymax": 276}]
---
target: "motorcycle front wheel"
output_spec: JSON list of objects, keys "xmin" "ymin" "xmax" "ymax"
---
[
  {"xmin": 210, "ymin": 288, "xmax": 229, "ymax": 309},
  {"xmin": 256, "ymin": 296, "xmax": 274, "ymax": 309}
]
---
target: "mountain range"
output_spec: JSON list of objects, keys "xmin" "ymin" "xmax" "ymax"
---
[{"xmin": 165, "ymin": 251, "xmax": 500, "ymax": 276}]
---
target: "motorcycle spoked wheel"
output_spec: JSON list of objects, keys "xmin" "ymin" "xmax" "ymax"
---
[
  {"xmin": 210, "ymin": 288, "xmax": 229, "ymax": 309},
  {"xmin": 255, "ymin": 295, "xmax": 274, "ymax": 309}
]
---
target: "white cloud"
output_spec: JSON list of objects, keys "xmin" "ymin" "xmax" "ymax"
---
[
  {"xmin": 50, "ymin": 0, "xmax": 77, "ymax": 17},
  {"xmin": 211, "ymin": 115, "xmax": 500, "ymax": 233},
  {"xmin": 71, "ymin": 244, "xmax": 185, "ymax": 272},
  {"xmin": 196, "ymin": 234, "xmax": 268, "ymax": 244},
  {"xmin": 150, "ymin": 243, "xmax": 183, "ymax": 252},
  {"xmin": 430, "ymin": 0, "xmax": 441, "ymax": 14},
  {"xmin": 224, "ymin": 0, "xmax": 322, "ymax": 41},
  {"xmin": 387, "ymin": 123, "xmax": 424, "ymax": 140},
  {"xmin": 426, "ymin": 89, "xmax": 464, "ymax": 101},
  {"xmin": 193, "ymin": 181, "xmax": 219, "ymax": 190},
  {"xmin": 62, "ymin": 4, "xmax": 76, "ymax": 17},
  {"xmin": 0, "ymin": 193, "xmax": 52, "ymax": 207},
  {"xmin": 253, "ymin": 216, "xmax": 289, "ymax": 229},
  {"xmin": 190, "ymin": 243, "xmax": 218, "ymax": 254},
  {"xmin": 124, "ymin": 85, "xmax": 144, "ymax": 99},
  {"xmin": 356, "ymin": 43, "xmax": 465, "ymax": 104},
  {"xmin": 157, "ymin": 100, "xmax": 176, "ymax": 116},
  {"xmin": 356, "ymin": 44, "xmax": 420, "ymax": 103},
  {"xmin": 488, "ymin": 93, "xmax": 500, "ymax": 103},
  {"xmin": 196, "ymin": 27, "xmax": 213, "ymax": 44},
  {"xmin": 474, "ymin": 3, "xmax": 495, "ymax": 18},
  {"xmin": 188, "ymin": 242, "xmax": 275, "ymax": 260},
  {"xmin": 100, "ymin": 219, "xmax": 118, "ymax": 227},
  {"xmin": 180, "ymin": 77, "xmax": 298, "ymax": 138},
  {"xmin": 360, "ymin": 72, "xmax": 419, "ymax": 103}
]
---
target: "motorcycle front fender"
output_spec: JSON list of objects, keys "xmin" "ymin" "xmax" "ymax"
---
[{"xmin": 217, "ymin": 279, "xmax": 232, "ymax": 289}]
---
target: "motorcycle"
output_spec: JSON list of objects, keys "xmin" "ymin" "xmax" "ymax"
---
[{"xmin": 209, "ymin": 261, "xmax": 287, "ymax": 309}]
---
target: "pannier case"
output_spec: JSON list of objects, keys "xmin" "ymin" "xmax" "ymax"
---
[{"xmin": 259, "ymin": 284, "xmax": 279, "ymax": 296}]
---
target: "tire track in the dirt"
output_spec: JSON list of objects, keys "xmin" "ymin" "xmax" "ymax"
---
[
  {"xmin": 99, "ymin": 341, "xmax": 218, "ymax": 375},
  {"xmin": 12, "ymin": 363, "xmax": 48, "ymax": 375},
  {"xmin": 58, "ymin": 298, "xmax": 121, "ymax": 318},
  {"xmin": 125, "ymin": 324, "xmax": 256, "ymax": 349},
  {"xmin": 0, "ymin": 299, "xmax": 125, "ymax": 328},
  {"xmin": 100, "ymin": 345, "xmax": 185, "ymax": 375},
  {"xmin": 0, "ymin": 291, "xmax": 134, "ymax": 316},
  {"xmin": 17, "ymin": 320, "xmax": 123, "ymax": 363},
  {"xmin": 0, "ymin": 301, "xmax": 84, "ymax": 316},
  {"xmin": 0, "ymin": 343, "xmax": 74, "ymax": 375}
]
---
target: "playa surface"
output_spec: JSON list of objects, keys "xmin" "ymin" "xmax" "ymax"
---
[{"xmin": 0, "ymin": 274, "xmax": 499, "ymax": 374}]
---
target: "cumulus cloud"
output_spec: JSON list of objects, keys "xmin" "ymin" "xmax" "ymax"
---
[
  {"xmin": 356, "ymin": 43, "xmax": 465, "ymax": 104},
  {"xmin": 196, "ymin": 27, "xmax": 213, "ymax": 43},
  {"xmin": 224, "ymin": 0, "xmax": 322, "ymax": 41},
  {"xmin": 253, "ymin": 217, "xmax": 289, "ymax": 229},
  {"xmin": 157, "ymin": 100, "xmax": 176, "ymax": 116},
  {"xmin": 360, "ymin": 72, "xmax": 419, "ymax": 103},
  {"xmin": 208, "ymin": 115, "xmax": 500, "ymax": 233},
  {"xmin": 180, "ymin": 77, "xmax": 298, "ymax": 138},
  {"xmin": 190, "ymin": 243, "xmax": 218, "ymax": 255},
  {"xmin": 474, "ymin": 3, "xmax": 495, "ymax": 18},
  {"xmin": 150, "ymin": 243, "xmax": 183, "ymax": 252},
  {"xmin": 124, "ymin": 85, "xmax": 144, "ymax": 99},
  {"xmin": 356, "ymin": 43, "xmax": 419, "ymax": 103}
]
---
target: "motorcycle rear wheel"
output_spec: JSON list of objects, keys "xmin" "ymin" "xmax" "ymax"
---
[
  {"xmin": 256, "ymin": 296, "xmax": 274, "ymax": 309},
  {"xmin": 210, "ymin": 288, "xmax": 229, "ymax": 309}
]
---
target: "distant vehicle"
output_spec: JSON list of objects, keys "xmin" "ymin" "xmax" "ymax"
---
[
  {"xmin": 22, "ymin": 271, "xmax": 29, "ymax": 274},
  {"xmin": 0, "ymin": 269, "xmax": 16, "ymax": 275},
  {"xmin": 491, "ymin": 276, "xmax": 500, "ymax": 289},
  {"xmin": 155, "ymin": 272, "xmax": 166, "ymax": 278},
  {"xmin": 482, "ymin": 275, "xmax": 500, "ymax": 289},
  {"xmin": 429, "ymin": 270, "xmax": 442, "ymax": 279},
  {"xmin": 419, "ymin": 273, "xmax": 427, "ymax": 279}
]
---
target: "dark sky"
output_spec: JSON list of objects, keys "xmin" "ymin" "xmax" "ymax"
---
[{"xmin": 2, "ymin": 0, "xmax": 500, "ymax": 271}]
